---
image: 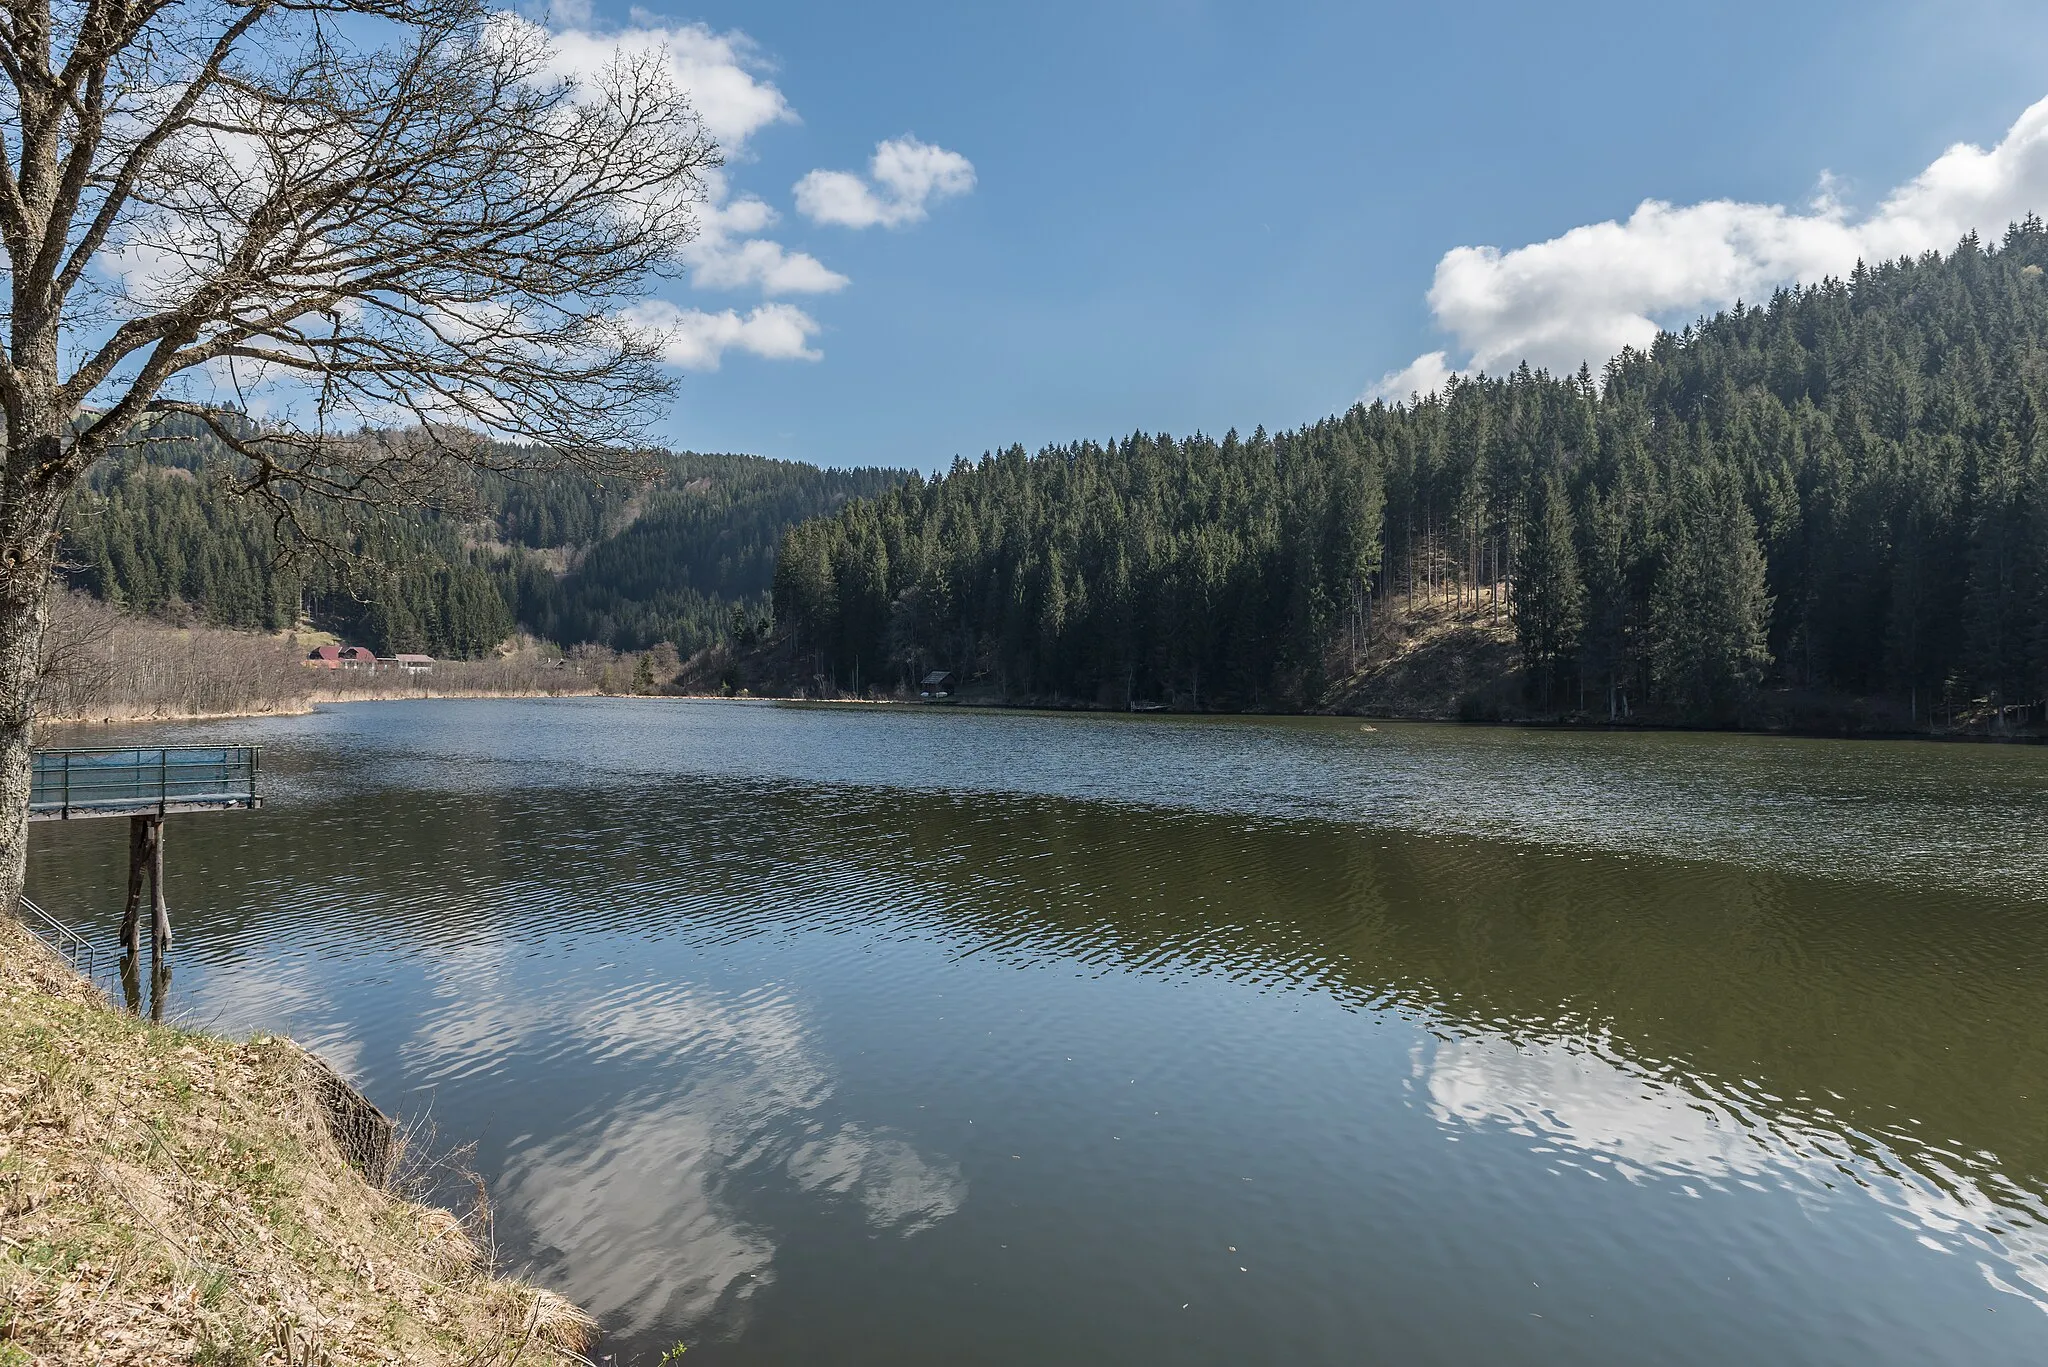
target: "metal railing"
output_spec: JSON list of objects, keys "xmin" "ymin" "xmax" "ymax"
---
[
  {"xmin": 29, "ymin": 746, "xmax": 261, "ymax": 820},
  {"xmin": 18, "ymin": 894, "xmax": 97, "ymax": 982}
]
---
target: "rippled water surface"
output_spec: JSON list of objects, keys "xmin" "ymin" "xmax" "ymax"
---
[{"xmin": 27, "ymin": 700, "xmax": 2048, "ymax": 1364}]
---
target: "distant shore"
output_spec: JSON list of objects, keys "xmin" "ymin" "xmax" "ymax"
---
[
  {"xmin": 41, "ymin": 680, "xmax": 2043, "ymax": 747},
  {"xmin": 690, "ymin": 598, "xmax": 2043, "ymax": 744},
  {"xmin": 34, "ymin": 584, "xmax": 2041, "ymax": 744},
  {"xmin": 31, "ymin": 587, "xmax": 641, "ymax": 735},
  {"xmin": 39, "ymin": 683, "xmax": 601, "ymax": 731},
  {"xmin": 762, "ymin": 692, "xmax": 2041, "ymax": 743}
]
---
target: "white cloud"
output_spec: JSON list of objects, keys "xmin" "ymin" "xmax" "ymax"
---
[
  {"xmin": 1367, "ymin": 351, "xmax": 1455, "ymax": 407},
  {"xmin": 698, "ymin": 184, "xmax": 777, "ymax": 239},
  {"xmin": 625, "ymin": 299, "xmax": 823, "ymax": 369},
  {"xmin": 535, "ymin": 19, "xmax": 793, "ymax": 151},
  {"xmin": 689, "ymin": 237, "xmax": 849, "ymax": 294},
  {"xmin": 503, "ymin": 23, "xmax": 975, "ymax": 366},
  {"xmin": 795, "ymin": 137, "xmax": 976, "ymax": 229},
  {"xmin": 680, "ymin": 171, "xmax": 849, "ymax": 296},
  {"xmin": 1372, "ymin": 93, "xmax": 2048, "ymax": 401},
  {"xmin": 520, "ymin": 16, "xmax": 847, "ymax": 353}
]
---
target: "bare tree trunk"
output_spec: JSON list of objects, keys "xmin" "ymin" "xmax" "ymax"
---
[
  {"xmin": 0, "ymin": 592, "xmax": 45, "ymax": 917},
  {"xmin": 0, "ymin": 435, "xmax": 61, "ymax": 918}
]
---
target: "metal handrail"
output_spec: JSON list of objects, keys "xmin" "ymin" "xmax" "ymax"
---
[
  {"xmin": 29, "ymin": 745, "xmax": 260, "ymax": 819},
  {"xmin": 35, "ymin": 752, "xmax": 251, "ymax": 758},
  {"xmin": 17, "ymin": 894, "xmax": 97, "ymax": 982}
]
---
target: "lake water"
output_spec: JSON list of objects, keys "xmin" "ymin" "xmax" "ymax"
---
[{"xmin": 26, "ymin": 699, "xmax": 2048, "ymax": 1364}]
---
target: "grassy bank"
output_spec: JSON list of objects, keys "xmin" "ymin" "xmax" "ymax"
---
[{"xmin": 0, "ymin": 917, "xmax": 593, "ymax": 1365}]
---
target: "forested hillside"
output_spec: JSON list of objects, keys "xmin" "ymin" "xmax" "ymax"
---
[
  {"xmin": 62, "ymin": 425, "xmax": 906, "ymax": 659},
  {"xmin": 498, "ymin": 455, "xmax": 903, "ymax": 650},
  {"xmin": 61, "ymin": 421, "xmax": 521, "ymax": 657},
  {"xmin": 774, "ymin": 217, "xmax": 2048, "ymax": 723}
]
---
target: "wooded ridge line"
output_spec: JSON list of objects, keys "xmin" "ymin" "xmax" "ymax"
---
[
  {"xmin": 61, "ymin": 221, "xmax": 2048, "ymax": 733},
  {"xmin": 59, "ymin": 438, "xmax": 904, "ymax": 666},
  {"xmin": 770, "ymin": 220, "xmax": 2048, "ymax": 729}
]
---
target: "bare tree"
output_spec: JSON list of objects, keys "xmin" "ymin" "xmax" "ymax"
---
[{"xmin": 0, "ymin": 0, "xmax": 719, "ymax": 909}]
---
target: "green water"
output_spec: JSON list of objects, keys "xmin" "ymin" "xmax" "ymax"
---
[{"xmin": 26, "ymin": 700, "xmax": 2048, "ymax": 1364}]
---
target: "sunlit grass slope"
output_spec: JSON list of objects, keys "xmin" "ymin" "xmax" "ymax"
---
[{"xmin": 0, "ymin": 917, "xmax": 592, "ymax": 1365}]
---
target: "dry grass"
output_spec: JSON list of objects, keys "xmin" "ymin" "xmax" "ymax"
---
[
  {"xmin": 33, "ymin": 591, "xmax": 605, "ymax": 730},
  {"xmin": 0, "ymin": 917, "xmax": 595, "ymax": 1365},
  {"xmin": 1323, "ymin": 592, "xmax": 1520, "ymax": 719}
]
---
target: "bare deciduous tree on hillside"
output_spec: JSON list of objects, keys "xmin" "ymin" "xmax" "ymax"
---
[{"xmin": 0, "ymin": 0, "xmax": 719, "ymax": 911}]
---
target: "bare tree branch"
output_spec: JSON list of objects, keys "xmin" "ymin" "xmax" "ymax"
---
[{"xmin": 0, "ymin": 0, "xmax": 720, "ymax": 910}]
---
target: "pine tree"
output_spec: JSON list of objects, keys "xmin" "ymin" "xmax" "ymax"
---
[
  {"xmin": 1577, "ymin": 484, "xmax": 1633, "ymax": 719},
  {"xmin": 1512, "ymin": 470, "xmax": 1582, "ymax": 705},
  {"xmin": 1650, "ymin": 465, "xmax": 1773, "ymax": 722},
  {"xmin": 1963, "ymin": 423, "xmax": 2028, "ymax": 702}
]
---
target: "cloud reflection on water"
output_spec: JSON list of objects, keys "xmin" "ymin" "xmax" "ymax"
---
[
  {"xmin": 1426, "ymin": 1031, "xmax": 2048, "ymax": 1313},
  {"xmin": 395, "ymin": 948, "xmax": 964, "ymax": 1335}
]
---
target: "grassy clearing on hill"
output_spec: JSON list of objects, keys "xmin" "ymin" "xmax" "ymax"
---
[
  {"xmin": 0, "ymin": 917, "xmax": 593, "ymax": 1365},
  {"xmin": 1321, "ymin": 594, "xmax": 1521, "ymax": 721}
]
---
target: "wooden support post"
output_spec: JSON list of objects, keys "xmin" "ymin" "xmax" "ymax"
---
[
  {"xmin": 148, "ymin": 816, "xmax": 170, "ymax": 965},
  {"xmin": 119, "ymin": 815, "xmax": 170, "ymax": 965},
  {"xmin": 119, "ymin": 951, "xmax": 142, "ymax": 1014},
  {"xmin": 120, "ymin": 815, "xmax": 148, "ymax": 958}
]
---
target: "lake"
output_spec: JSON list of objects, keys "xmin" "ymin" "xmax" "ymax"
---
[{"xmin": 26, "ymin": 698, "xmax": 2048, "ymax": 1364}]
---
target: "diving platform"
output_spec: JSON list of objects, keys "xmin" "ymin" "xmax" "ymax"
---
[
  {"xmin": 29, "ymin": 746, "xmax": 261, "ymax": 821},
  {"xmin": 23, "ymin": 745, "xmax": 264, "ymax": 980}
]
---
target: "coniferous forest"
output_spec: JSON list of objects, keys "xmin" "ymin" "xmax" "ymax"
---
[
  {"xmin": 60, "ymin": 427, "xmax": 903, "ymax": 660},
  {"xmin": 498, "ymin": 455, "xmax": 904, "ymax": 651},
  {"xmin": 65, "ymin": 219, "xmax": 2048, "ymax": 725},
  {"xmin": 773, "ymin": 219, "xmax": 2048, "ymax": 724}
]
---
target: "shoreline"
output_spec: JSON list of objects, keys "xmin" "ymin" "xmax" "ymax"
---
[
  {"xmin": 38, "ymin": 685, "xmax": 2046, "ymax": 746},
  {"xmin": 681, "ymin": 687, "xmax": 2048, "ymax": 744},
  {"xmin": 38, "ymin": 684, "xmax": 600, "ymax": 730}
]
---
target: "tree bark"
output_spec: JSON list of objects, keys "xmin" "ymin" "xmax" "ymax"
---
[{"xmin": 0, "ymin": 441, "xmax": 61, "ymax": 920}]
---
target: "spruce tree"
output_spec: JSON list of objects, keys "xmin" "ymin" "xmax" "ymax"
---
[
  {"xmin": 1577, "ymin": 485, "xmax": 1632, "ymax": 719},
  {"xmin": 1512, "ymin": 470, "xmax": 1583, "ymax": 706},
  {"xmin": 1650, "ymin": 466, "xmax": 1773, "ymax": 722},
  {"xmin": 1962, "ymin": 423, "xmax": 2028, "ymax": 702}
]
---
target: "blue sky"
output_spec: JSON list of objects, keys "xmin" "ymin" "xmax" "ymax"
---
[{"xmin": 554, "ymin": 0, "xmax": 2048, "ymax": 470}]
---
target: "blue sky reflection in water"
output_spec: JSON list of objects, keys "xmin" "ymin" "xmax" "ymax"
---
[{"xmin": 26, "ymin": 699, "xmax": 2048, "ymax": 1363}]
